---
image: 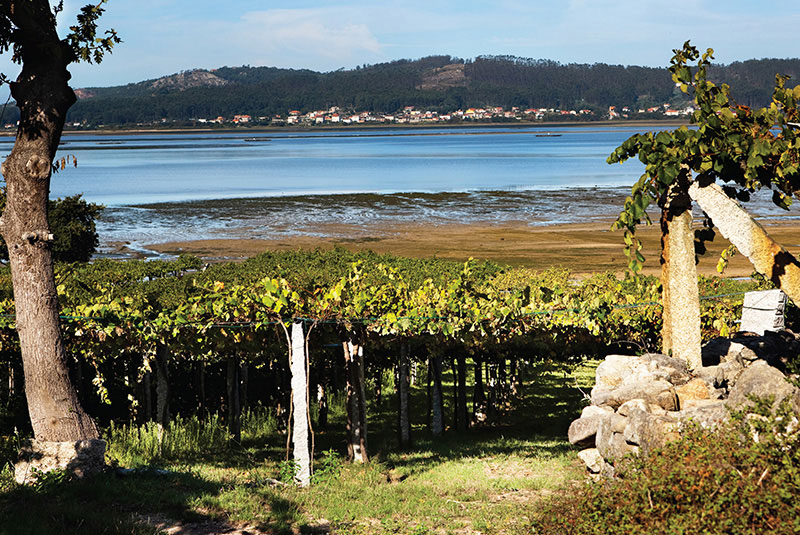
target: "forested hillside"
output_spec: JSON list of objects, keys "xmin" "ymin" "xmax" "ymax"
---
[{"xmin": 3, "ymin": 55, "xmax": 798, "ymax": 127}]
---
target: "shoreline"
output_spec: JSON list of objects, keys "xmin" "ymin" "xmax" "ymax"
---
[
  {"xmin": 0, "ymin": 119, "xmax": 688, "ymax": 137},
  {"xmin": 141, "ymin": 219, "xmax": 800, "ymax": 278}
]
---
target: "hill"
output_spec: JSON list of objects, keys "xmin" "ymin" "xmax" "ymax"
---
[{"xmin": 10, "ymin": 55, "xmax": 800, "ymax": 127}]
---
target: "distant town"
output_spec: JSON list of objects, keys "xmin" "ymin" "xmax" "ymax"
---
[
  {"xmin": 14, "ymin": 102, "xmax": 698, "ymax": 130},
  {"xmin": 184, "ymin": 103, "xmax": 695, "ymax": 128}
]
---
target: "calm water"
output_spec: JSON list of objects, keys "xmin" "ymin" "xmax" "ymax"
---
[{"xmin": 0, "ymin": 125, "xmax": 792, "ymax": 253}]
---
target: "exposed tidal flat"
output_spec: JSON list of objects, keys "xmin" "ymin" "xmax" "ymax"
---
[{"xmin": 6, "ymin": 124, "xmax": 797, "ymax": 272}]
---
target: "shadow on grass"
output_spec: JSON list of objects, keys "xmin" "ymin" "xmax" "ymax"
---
[
  {"xmin": 0, "ymin": 466, "xmax": 301, "ymax": 535},
  {"xmin": 306, "ymin": 360, "xmax": 593, "ymax": 477}
]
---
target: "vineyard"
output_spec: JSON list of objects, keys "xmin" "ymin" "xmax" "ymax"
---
[{"xmin": 0, "ymin": 248, "xmax": 768, "ymax": 472}]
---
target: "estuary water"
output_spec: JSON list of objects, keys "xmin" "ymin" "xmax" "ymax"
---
[{"xmin": 0, "ymin": 125, "xmax": 791, "ymax": 254}]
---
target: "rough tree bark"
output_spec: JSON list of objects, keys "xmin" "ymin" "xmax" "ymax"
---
[
  {"xmin": 0, "ymin": 2, "xmax": 98, "ymax": 440},
  {"xmin": 154, "ymin": 345, "xmax": 170, "ymax": 428},
  {"xmin": 455, "ymin": 355, "xmax": 468, "ymax": 432},
  {"xmin": 226, "ymin": 353, "xmax": 241, "ymax": 442},
  {"xmin": 342, "ymin": 334, "xmax": 368, "ymax": 462},
  {"xmin": 398, "ymin": 339, "xmax": 411, "ymax": 447},
  {"xmin": 430, "ymin": 354, "xmax": 444, "ymax": 436},
  {"xmin": 472, "ymin": 356, "xmax": 486, "ymax": 423}
]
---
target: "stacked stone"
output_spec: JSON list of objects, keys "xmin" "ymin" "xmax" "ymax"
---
[{"xmin": 569, "ymin": 340, "xmax": 800, "ymax": 476}]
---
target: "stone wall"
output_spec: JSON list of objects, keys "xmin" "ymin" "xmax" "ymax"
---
[{"xmin": 570, "ymin": 333, "xmax": 800, "ymax": 476}]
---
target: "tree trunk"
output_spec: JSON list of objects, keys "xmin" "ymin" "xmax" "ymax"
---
[
  {"xmin": 226, "ymin": 354, "xmax": 241, "ymax": 442},
  {"xmin": 509, "ymin": 357, "xmax": 519, "ymax": 397},
  {"xmin": 0, "ymin": 7, "xmax": 98, "ymax": 441},
  {"xmin": 316, "ymin": 382, "xmax": 328, "ymax": 430},
  {"xmin": 142, "ymin": 367, "xmax": 152, "ymax": 424},
  {"xmin": 473, "ymin": 357, "xmax": 486, "ymax": 423},
  {"xmin": 343, "ymin": 336, "xmax": 368, "ymax": 463},
  {"xmin": 398, "ymin": 340, "xmax": 411, "ymax": 447},
  {"xmin": 239, "ymin": 362, "xmax": 249, "ymax": 410},
  {"xmin": 290, "ymin": 321, "xmax": 311, "ymax": 486},
  {"xmin": 487, "ymin": 362, "xmax": 498, "ymax": 422},
  {"xmin": 196, "ymin": 361, "xmax": 206, "ymax": 415},
  {"xmin": 456, "ymin": 355, "xmax": 468, "ymax": 432},
  {"xmin": 154, "ymin": 345, "xmax": 170, "ymax": 428},
  {"xmin": 430, "ymin": 354, "xmax": 444, "ymax": 436}
]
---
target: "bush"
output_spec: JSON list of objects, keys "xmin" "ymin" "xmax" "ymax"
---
[
  {"xmin": 0, "ymin": 193, "xmax": 103, "ymax": 263},
  {"xmin": 533, "ymin": 399, "xmax": 800, "ymax": 534},
  {"xmin": 106, "ymin": 414, "xmax": 230, "ymax": 466}
]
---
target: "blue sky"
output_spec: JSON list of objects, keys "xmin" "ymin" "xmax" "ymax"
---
[{"xmin": 3, "ymin": 0, "xmax": 800, "ymax": 88}]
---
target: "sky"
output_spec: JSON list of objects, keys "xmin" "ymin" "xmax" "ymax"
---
[{"xmin": 2, "ymin": 0, "xmax": 800, "ymax": 88}]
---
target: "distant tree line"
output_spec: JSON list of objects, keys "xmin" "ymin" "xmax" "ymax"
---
[{"xmin": 2, "ymin": 55, "xmax": 794, "ymax": 127}]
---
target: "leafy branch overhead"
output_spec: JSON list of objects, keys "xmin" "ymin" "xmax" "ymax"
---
[
  {"xmin": 0, "ymin": 0, "xmax": 119, "ymax": 72},
  {"xmin": 608, "ymin": 41, "xmax": 800, "ymax": 272}
]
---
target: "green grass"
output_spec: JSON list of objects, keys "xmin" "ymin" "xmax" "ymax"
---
[{"xmin": 0, "ymin": 360, "xmax": 597, "ymax": 535}]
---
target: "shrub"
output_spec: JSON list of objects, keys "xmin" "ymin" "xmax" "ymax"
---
[
  {"xmin": 106, "ymin": 413, "xmax": 230, "ymax": 466},
  {"xmin": 533, "ymin": 399, "xmax": 800, "ymax": 534}
]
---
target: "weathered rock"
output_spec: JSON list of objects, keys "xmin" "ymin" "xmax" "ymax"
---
[
  {"xmin": 717, "ymin": 360, "xmax": 746, "ymax": 386},
  {"xmin": 656, "ymin": 389, "xmax": 679, "ymax": 411},
  {"xmin": 702, "ymin": 338, "xmax": 758, "ymax": 366},
  {"xmin": 568, "ymin": 414, "xmax": 608, "ymax": 447},
  {"xmin": 600, "ymin": 460, "xmax": 616, "ymax": 479},
  {"xmin": 594, "ymin": 355, "xmax": 641, "ymax": 389},
  {"xmin": 597, "ymin": 378, "xmax": 674, "ymax": 410},
  {"xmin": 580, "ymin": 405, "xmax": 614, "ymax": 419},
  {"xmin": 680, "ymin": 398, "xmax": 721, "ymax": 411},
  {"xmin": 730, "ymin": 330, "xmax": 800, "ymax": 372},
  {"xmin": 622, "ymin": 408, "xmax": 649, "ymax": 446},
  {"xmin": 617, "ymin": 399, "xmax": 648, "ymax": 417},
  {"xmin": 609, "ymin": 413, "xmax": 628, "ymax": 434},
  {"xmin": 622, "ymin": 408, "xmax": 679, "ymax": 455},
  {"xmin": 577, "ymin": 448, "xmax": 604, "ymax": 474},
  {"xmin": 639, "ymin": 414, "xmax": 680, "ymax": 455},
  {"xmin": 728, "ymin": 360, "xmax": 798, "ymax": 410},
  {"xmin": 15, "ymin": 439, "xmax": 106, "ymax": 485},
  {"xmin": 676, "ymin": 378, "xmax": 711, "ymax": 409},
  {"xmin": 693, "ymin": 365, "xmax": 721, "ymax": 388},
  {"xmin": 640, "ymin": 353, "xmax": 691, "ymax": 383},
  {"xmin": 596, "ymin": 417, "xmax": 636, "ymax": 462},
  {"xmin": 679, "ymin": 402, "xmax": 730, "ymax": 429}
]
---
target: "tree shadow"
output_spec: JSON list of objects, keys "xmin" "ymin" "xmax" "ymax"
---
[{"xmin": 0, "ymin": 466, "xmax": 303, "ymax": 535}]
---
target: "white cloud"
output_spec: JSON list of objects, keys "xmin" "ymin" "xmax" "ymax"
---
[{"xmin": 228, "ymin": 8, "xmax": 383, "ymax": 68}]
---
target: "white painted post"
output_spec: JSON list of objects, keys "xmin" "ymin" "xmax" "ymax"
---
[{"xmin": 290, "ymin": 321, "xmax": 311, "ymax": 487}]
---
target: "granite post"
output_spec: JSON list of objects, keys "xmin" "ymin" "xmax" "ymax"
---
[{"xmin": 660, "ymin": 172, "xmax": 702, "ymax": 369}]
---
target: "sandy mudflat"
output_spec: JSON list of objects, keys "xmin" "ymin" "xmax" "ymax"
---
[{"xmin": 144, "ymin": 219, "xmax": 800, "ymax": 277}]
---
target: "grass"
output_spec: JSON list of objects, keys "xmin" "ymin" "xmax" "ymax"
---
[{"xmin": 0, "ymin": 359, "xmax": 597, "ymax": 535}]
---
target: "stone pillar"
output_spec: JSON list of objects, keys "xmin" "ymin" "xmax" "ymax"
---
[
  {"xmin": 689, "ymin": 181, "xmax": 800, "ymax": 304},
  {"xmin": 660, "ymin": 173, "xmax": 702, "ymax": 369}
]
